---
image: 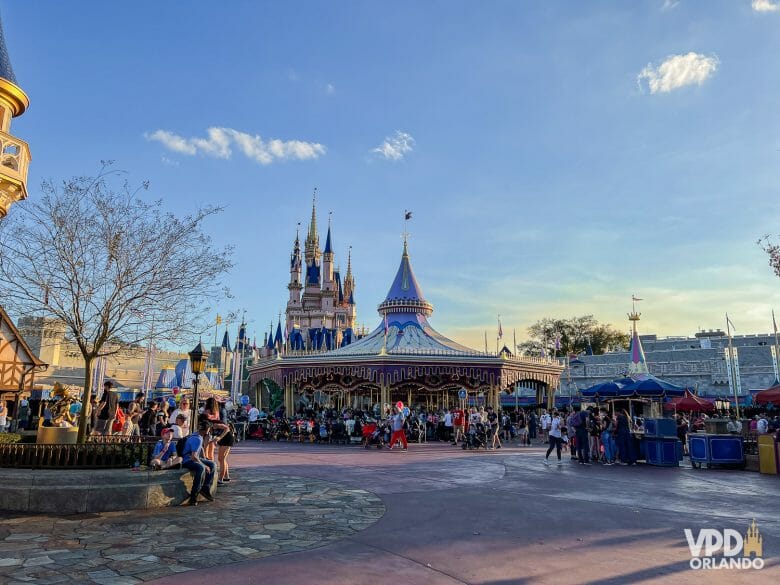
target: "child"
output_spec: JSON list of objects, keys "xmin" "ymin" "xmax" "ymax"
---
[{"xmin": 151, "ymin": 428, "xmax": 182, "ymax": 470}]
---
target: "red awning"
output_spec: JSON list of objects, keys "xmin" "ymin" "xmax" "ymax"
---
[
  {"xmin": 755, "ymin": 384, "xmax": 780, "ymax": 405},
  {"xmin": 663, "ymin": 390, "xmax": 715, "ymax": 413}
]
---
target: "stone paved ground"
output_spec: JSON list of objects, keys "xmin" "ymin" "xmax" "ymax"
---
[
  {"xmin": 1, "ymin": 440, "xmax": 779, "ymax": 585},
  {"xmin": 0, "ymin": 470, "xmax": 383, "ymax": 585}
]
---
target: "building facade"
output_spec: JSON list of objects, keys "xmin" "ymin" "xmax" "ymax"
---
[
  {"xmin": 564, "ymin": 327, "xmax": 779, "ymax": 399},
  {"xmin": 282, "ymin": 197, "xmax": 357, "ymax": 351}
]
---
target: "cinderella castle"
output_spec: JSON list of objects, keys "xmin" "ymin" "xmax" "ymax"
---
[{"xmin": 262, "ymin": 193, "xmax": 358, "ymax": 353}]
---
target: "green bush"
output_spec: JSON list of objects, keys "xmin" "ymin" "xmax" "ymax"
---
[{"xmin": 0, "ymin": 433, "xmax": 22, "ymax": 444}]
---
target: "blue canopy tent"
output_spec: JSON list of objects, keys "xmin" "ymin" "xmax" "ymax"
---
[
  {"xmin": 580, "ymin": 381, "xmax": 624, "ymax": 399},
  {"xmin": 619, "ymin": 375, "xmax": 686, "ymax": 397}
]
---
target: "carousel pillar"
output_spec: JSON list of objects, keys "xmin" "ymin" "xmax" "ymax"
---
[
  {"xmin": 284, "ymin": 383, "xmax": 294, "ymax": 415},
  {"xmin": 492, "ymin": 385, "xmax": 500, "ymax": 412},
  {"xmin": 547, "ymin": 383, "xmax": 555, "ymax": 412},
  {"xmin": 380, "ymin": 383, "xmax": 389, "ymax": 415}
]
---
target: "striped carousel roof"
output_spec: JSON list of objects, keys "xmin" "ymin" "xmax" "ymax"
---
[{"xmin": 325, "ymin": 242, "xmax": 482, "ymax": 357}]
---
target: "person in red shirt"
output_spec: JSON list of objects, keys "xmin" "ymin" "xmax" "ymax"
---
[{"xmin": 451, "ymin": 407, "xmax": 465, "ymax": 445}]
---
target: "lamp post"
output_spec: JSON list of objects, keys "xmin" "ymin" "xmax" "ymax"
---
[{"xmin": 188, "ymin": 341, "xmax": 209, "ymax": 432}]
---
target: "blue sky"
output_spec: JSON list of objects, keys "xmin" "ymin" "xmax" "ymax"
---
[{"xmin": 5, "ymin": 1, "xmax": 780, "ymax": 348}]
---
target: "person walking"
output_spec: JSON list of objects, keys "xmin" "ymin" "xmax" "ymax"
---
[
  {"xmin": 388, "ymin": 405, "xmax": 408, "ymax": 451},
  {"xmin": 544, "ymin": 410, "xmax": 563, "ymax": 465}
]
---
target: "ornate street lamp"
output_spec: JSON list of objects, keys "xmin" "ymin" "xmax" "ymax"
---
[{"xmin": 188, "ymin": 341, "xmax": 209, "ymax": 432}]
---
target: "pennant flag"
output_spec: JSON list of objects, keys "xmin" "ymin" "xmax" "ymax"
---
[
  {"xmin": 216, "ymin": 314, "xmax": 222, "ymax": 326},
  {"xmin": 404, "ymin": 210, "xmax": 413, "ymax": 220},
  {"xmin": 726, "ymin": 313, "xmax": 736, "ymax": 333},
  {"xmin": 555, "ymin": 335, "xmax": 561, "ymax": 351},
  {"xmin": 497, "ymin": 316, "xmax": 503, "ymax": 340}
]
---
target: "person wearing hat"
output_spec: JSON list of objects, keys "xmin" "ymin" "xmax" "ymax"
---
[{"xmin": 150, "ymin": 428, "xmax": 182, "ymax": 470}]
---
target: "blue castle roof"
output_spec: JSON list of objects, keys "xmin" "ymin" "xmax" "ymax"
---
[
  {"xmin": 0, "ymin": 14, "xmax": 17, "ymax": 85},
  {"xmin": 324, "ymin": 224, "xmax": 333, "ymax": 254}
]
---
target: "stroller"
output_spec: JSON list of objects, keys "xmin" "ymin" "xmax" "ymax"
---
[
  {"xmin": 463, "ymin": 422, "xmax": 488, "ymax": 450},
  {"xmin": 362, "ymin": 421, "xmax": 386, "ymax": 449}
]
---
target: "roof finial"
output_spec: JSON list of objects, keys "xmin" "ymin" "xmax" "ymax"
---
[
  {"xmin": 403, "ymin": 210, "xmax": 412, "ymax": 255},
  {"xmin": 628, "ymin": 294, "xmax": 643, "ymax": 333}
]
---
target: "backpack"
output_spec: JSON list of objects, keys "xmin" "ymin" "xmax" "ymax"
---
[
  {"xmin": 112, "ymin": 408, "xmax": 126, "ymax": 433},
  {"xmin": 176, "ymin": 436, "xmax": 188, "ymax": 458}
]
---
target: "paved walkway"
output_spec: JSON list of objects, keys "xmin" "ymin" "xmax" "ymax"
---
[
  {"xmin": 2, "ymin": 441, "xmax": 779, "ymax": 584},
  {"xmin": 0, "ymin": 469, "xmax": 382, "ymax": 584}
]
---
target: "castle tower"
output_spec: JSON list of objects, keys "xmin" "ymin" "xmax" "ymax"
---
[
  {"xmin": 321, "ymin": 215, "xmax": 336, "ymax": 315},
  {"xmin": 0, "ymin": 12, "xmax": 31, "ymax": 218},
  {"xmin": 286, "ymin": 225, "xmax": 303, "ymax": 332},
  {"xmin": 17, "ymin": 316, "xmax": 67, "ymax": 367}
]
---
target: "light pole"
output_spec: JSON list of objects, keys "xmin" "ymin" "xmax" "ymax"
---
[{"xmin": 188, "ymin": 341, "xmax": 209, "ymax": 432}]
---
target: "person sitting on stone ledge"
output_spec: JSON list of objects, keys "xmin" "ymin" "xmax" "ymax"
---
[
  {"xmin": 181, "ymin": 419, "xmax": 216, "ymax": 506},
  {"xmin": 151, "ymin": 428, "xmax": 182, "ymax": 470}
]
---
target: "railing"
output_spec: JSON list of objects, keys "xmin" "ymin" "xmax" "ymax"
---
[
  {"xmin": 0, "ymin": 130, "xmax": 30, "ymax": 187},
  {"xmin": 0, "ymin": 437, "xmax": 158, "ymax": 469}
]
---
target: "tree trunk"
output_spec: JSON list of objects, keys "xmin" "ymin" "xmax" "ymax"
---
[{"xmin": 76, "ymin": 355, "xmax": 94, "ymax": 444}]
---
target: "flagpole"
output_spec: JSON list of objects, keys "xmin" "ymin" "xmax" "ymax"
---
[
  {"xmin": 484, "ymin": 330, "xmax": 488, "ymax": 354},
  {"xmin": 513, "ymin": 328, "xmax": 517, "ymax": 358},
  {"xmin": 773, "ymin": 310, "xmax": 779, "ymax": 381},
  {"xmin": 726, "ymin": 313, "xmax": 740, "ymax": 419}
]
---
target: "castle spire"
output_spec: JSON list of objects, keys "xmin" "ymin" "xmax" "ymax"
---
[
  {"xmin": 627, "ymin": 296, "xmax": 648, "ymax": 376},
  {"xmin": 307, "ymin": 188, "xmax": 318, "ymax": 246},
  {"xmin": 0, "ymin": 10, "xmax": 31, "ymax": 218},
  {"xmin": 324, "ymin": 211, "xmax": 333, "ymax": 255}
]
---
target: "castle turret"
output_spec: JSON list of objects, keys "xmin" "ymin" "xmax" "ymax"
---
[
  {"xmin": 344, "ymin": 247, "xmax": 356, "ymax": 307},
  {"xmin": 321, "ymin": 216, "xmax": 336, "ymax": 316},
  {"xmin": 0, "ymin": 12, "xmax": 31, "ymax": 218}
]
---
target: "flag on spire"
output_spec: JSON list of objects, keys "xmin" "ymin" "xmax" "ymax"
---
[{"xmin": 497, "ymin": 316, "xmax": 503, "ymax": 340}]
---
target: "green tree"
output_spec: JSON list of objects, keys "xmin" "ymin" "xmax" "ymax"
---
[
  {"xmin": 0, "ymin": 165, "xmax": 233, "ymax": 443},
  {"xmin": 518, "ymin": 315, "xmax": 629, "ymax": 356}
]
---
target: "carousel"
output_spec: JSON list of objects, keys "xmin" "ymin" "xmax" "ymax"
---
[{"xmin": 249, "ymin": 240, "xmax": 563, "ymax": 414}]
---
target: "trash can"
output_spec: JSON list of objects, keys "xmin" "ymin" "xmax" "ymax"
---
[{"xmin": 758, "ymin": 435, "xmax": 779, "ymax": 475}]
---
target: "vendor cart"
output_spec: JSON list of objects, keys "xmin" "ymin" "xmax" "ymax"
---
[{"xmin": 688, "ymin": 433, "xmax": 745, "ymax": 469}]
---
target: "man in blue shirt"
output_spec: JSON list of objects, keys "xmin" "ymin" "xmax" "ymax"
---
[{"xmin": 181, "ymin": 420, "xmax": 216, "ymax": 506}]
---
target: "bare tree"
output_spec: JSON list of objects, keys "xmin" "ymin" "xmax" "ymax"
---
[{"xmin": 0, "ymin": 164, "xmax": 233, "ymax": 442}]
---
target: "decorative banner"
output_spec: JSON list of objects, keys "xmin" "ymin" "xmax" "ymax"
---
[
  {"xmin": 772, "ymin": 346, "xmax": 779, "ymax": 382},
  {"xmin": 732, "ymin": 347, "xmax": 742, "ymax": 395},
  {"xmin": 724, "ymin": 348, "xmax": 733, "ymax": 395}
]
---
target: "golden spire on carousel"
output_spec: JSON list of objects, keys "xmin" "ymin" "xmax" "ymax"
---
[{"xmin": 0, "ymin": 11, "xmax": 30, "ymax": 219}]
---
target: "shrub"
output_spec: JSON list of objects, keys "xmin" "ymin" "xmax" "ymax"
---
[{"xmin": 0, "ymin": 433, "xmax": 22, "ymax": 444}]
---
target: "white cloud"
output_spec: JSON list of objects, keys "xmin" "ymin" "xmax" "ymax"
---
[
  {"xmin": 371, "ymin": 131, "xmax": 415, "ymax": 161},
  {"xmin": 637, "ymin": 52, "xmax": 719, "ymax": 94},
  {"xmin": 145, "ymin": 127, "xmax": 326, "ymax": 165},
  {"xmin": 662, "ymin": 0, "xmax": 680, "ymax": 10},
  {"xmin": 753, "ymin": 0, "xmax": 779, "ymax": 12},
  {"xmin": 326, "ymin": 83, "xmax": 336, "ymax": 95}
]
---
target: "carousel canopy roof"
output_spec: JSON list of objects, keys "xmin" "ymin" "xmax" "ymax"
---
[{"xmin": 325, "ymin": 242, "xmax": 482, "ymax": 358}]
